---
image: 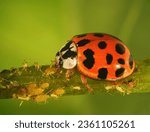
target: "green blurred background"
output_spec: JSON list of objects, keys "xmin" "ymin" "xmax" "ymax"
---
[{"xmin": 0, "ymin": 0, "xmax": 150, "ymax": 114}]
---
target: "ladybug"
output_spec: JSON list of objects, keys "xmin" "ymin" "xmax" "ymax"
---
[{"xmin": 55, "ymin": 33, "xmax": 135, "ymax": 92}]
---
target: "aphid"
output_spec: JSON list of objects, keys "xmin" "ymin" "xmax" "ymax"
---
[
  {"xmin": 40, "ymin": 82, "xmax": 49, "ymax": 89},
  {"xmin": 115, "ymin": 86, "xmax": 125, "ymax": 93},
  {"xmin": 33, "ymin": 94, "xmax": 49, "ymax": 103},
  {"xmin": 72, "ymin": 86, "xmax": 81, "ymax": 90},
  {"xmin": 50, "ymin": 94, "xmax": 58, "ymax": 98},
  {"xmin": 53, "ymin": 88, "xmax": 65, "ymax": 96},
  {"xmin": 22, "ymin": 62, "xmax": 28, "ymax": 70},
  {"xmin": 27, "ymin": 83, "xmax": 44, "ymax": 96},
  {"xmin": 34, "ymin": 62, "xmax": 40, "ymax": 70},
  {"xmin": 44, "ymin": 67, "xmax": 57, "ymax": 76}
]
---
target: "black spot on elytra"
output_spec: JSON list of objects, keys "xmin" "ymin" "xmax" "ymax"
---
[
  {"xmin": 115, "ymin": 43, "xmax": 125, "ymax": 54},
  {"xmin": 98, "ymin": 41, "xmax": 107, "ymax": 49},
  {"xmin": 118, "ymin": 58, "xmax": 125, "ymax": 64},
  {"xmin": 129, "ymin": 54, "xmax": 133, "ymax": 69},
  {"xmin": 98, "ymin": 68, "xmax": 108, "ymax": 79},
  {"xmin": 60, "ymin": 41, "xmax": 72, "ymax": 52},
  {"xmin": 83, "ymin": 49, "xmax": 95, "ymax": 69},
  {"xmin": 115, "ymin": 68, "xmax": 125, "ymax": 77},
  {"xmin": 62, "ymin": 50, "xmax": 77, "ymax": 59},
  {"xmin": 77, "ymin": 39, "xmax": 91, "ymax": 47},
  {"xmin": 93, "ymin": 33, "xmax": 104, "ymax": 37},
  {"xmin": 106, "ymin": 54, "xmax": 113, "ymax": 64},
  {"xmin": 75, "ymin": 34, "xmax": 87, "ymax": 38}
]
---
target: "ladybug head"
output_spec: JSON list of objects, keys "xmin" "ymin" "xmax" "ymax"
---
[{"xmin": 55, "ymin": 41, "xmax": 77, "ymax": 69}]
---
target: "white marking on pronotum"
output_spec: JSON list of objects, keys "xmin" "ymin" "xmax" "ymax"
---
[
  {"xmin": 56, "ymin": 42, "xmax": 77, "ymax": 69},
  {"xmin": 63, "ymin": 57, "xmax": 77, "ymax": 69}
]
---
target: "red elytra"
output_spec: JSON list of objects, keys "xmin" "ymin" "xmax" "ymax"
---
[{"xmin": 56, "ymin": 33, "xmax": 135, "ymax": 92}]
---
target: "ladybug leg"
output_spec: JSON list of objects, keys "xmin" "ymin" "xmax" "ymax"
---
[
  {"xmin": 80, "ymin": 74, "xmax": 93, "ymax": 93},
  {"xmin": 65, "ymin": 68, "xmax": 75, "ymax": 80}
]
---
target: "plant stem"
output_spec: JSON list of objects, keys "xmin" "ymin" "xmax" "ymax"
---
[{"xmin": 0, "ymin": 59, "xmax": 150, "ymax": 102}]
